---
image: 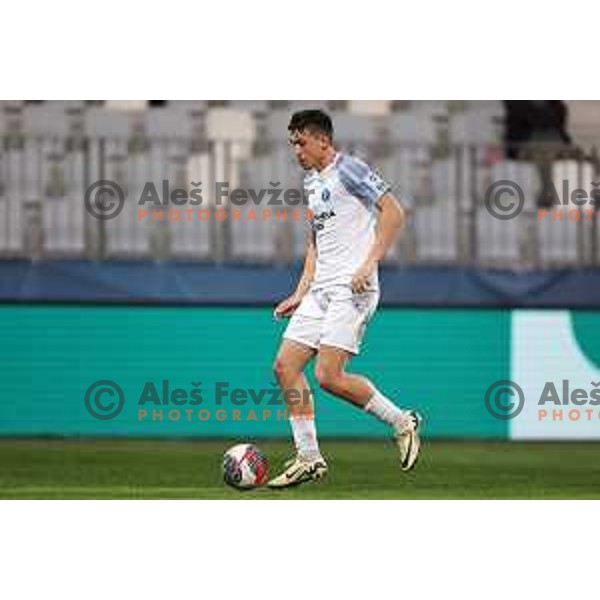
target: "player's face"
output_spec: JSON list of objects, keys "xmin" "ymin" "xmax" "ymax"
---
[{"xmin": 289, "ymin": 129, "xmax": 330, "ymax": 170}]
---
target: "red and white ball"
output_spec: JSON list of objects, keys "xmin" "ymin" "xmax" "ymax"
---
[{"xmin": 222, "ymin": 443, "xmax": 269, "ymax": 489}]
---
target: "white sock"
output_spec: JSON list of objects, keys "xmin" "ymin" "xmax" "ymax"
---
[
  {"xmin": 364, "ymin": 388, "xmax": 408, "ymax": 429},
  {"xmin": 290, "ymin": 414, "xmax": 322, "ymax": 461}
]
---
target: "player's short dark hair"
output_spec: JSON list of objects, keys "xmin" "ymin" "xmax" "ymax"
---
[{"xmin": 288, "ymin": 109, "xmax": 334, "ymax": 140}]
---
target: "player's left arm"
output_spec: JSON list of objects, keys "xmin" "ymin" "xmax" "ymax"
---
[{"xmin": 351, "ymin": 193, "xmax": 406, "ymax": 293}]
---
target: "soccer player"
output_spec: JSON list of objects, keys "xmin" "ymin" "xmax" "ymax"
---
[{"xmin": 268, "ymin": 109, "xmax": 422, "ymax": 488}]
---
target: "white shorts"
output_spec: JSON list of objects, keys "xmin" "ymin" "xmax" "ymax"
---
[{"xmin": 283, "ymin": 285, "xmax": 380, "ymax": 355}]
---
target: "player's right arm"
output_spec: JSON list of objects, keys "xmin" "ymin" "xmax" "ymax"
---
[{"xmin": 273, "ymin": 230, "xmax": 316, "ymax": 318}]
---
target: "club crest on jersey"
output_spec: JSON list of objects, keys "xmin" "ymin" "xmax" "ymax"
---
[{"xmin": 321, "ymin": 188, "xmax": 331, "ymax": 202}]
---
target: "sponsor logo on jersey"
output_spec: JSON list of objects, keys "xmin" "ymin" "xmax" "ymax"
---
[{"xmin": 313, "ymin": 209, "xmax": 336, "ymax": 231}]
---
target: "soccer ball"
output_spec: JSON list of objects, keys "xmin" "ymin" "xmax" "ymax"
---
[{"xmin": 222, "ymin": 443, "xmax": 269, "ymax": 489}]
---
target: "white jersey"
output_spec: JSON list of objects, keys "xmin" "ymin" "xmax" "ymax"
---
[{"xmin": 303, "ymin": 152, "xmax": 391, "ymax": 291}]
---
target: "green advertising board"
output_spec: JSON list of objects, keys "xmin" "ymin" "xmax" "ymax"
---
[{"xmin": 0, "ymin": 305, "xmax": 511, "ymax": 438}]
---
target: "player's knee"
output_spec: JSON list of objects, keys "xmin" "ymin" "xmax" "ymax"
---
[
  {"xmin": 272, "ymin": 357, "xmax": 284, "ymax": 381},
  {"xmin": 314, "ymin": 364, "xmax": 342, "ymax": 394},
  {"xmin": 273, "ymin": 356, "xmax": 294, "ymax": 385}
]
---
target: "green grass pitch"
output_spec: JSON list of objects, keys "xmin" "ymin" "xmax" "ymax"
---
[{"xmin": 1, "ymin": 439, "xmax": 600, "ymax": 499}]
